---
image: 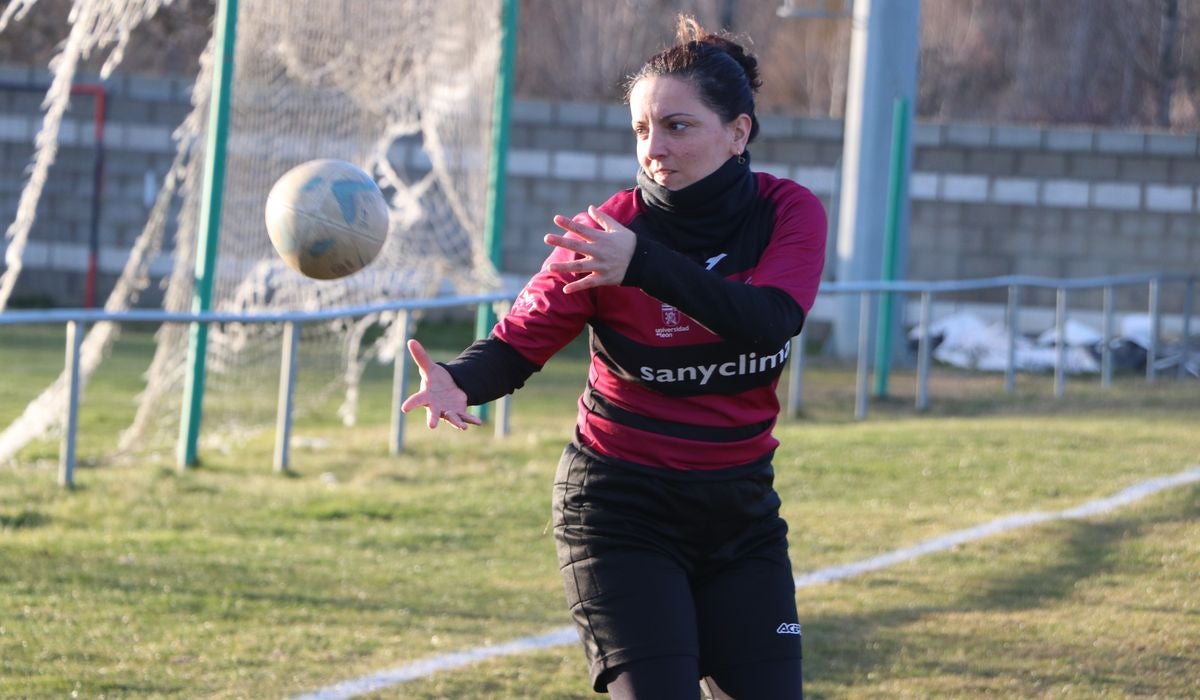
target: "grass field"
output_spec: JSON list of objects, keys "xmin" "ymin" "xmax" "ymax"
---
[{"xmin": 1, "ymin": 322, "xmax": 1197, "ymax": 698}]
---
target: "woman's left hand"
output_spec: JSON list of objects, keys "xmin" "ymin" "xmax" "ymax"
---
[{"xmin": 544, "ymin": 206, "xmax": 636, "ymax": 294}]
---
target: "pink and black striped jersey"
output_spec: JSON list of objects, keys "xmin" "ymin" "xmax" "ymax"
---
[{"xmin": 446, "ymin": 170, "xmax": 826, "ymax": 472}]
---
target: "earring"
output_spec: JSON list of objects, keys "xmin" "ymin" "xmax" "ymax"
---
[{"xmin": 736, "ymin": 152, "xmax": 746, "ymax": 165}]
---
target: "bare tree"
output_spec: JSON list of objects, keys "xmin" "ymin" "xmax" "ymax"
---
[
  {"xmin": 916, "ymin": 0, "xmax": 1197, "ymax": 130},
  {"xmin": 750, "ymin": 5, "xmax": 852, "ymax": 117},
  {"xmin": 0, "ymin": 0, "xmax": 210, "ymax": 76},
  {"xmin": 2, "ymin": 0, "xmax": 1196, "ymax": 130},
  {"xmin": 515, "ymin": 0, "xmax": 675, "ymax": 101},
  {"xmin": 1180, "ymin": 0, "xmax": 1200, "ymax": 123},
  {"xmin": 1157, "ymin": 0, "xmax": 1181, "ymax": 126}
]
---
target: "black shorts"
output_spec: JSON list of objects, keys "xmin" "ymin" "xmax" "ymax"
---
[{"xmin": 552, "ymin": 442, "xmax": 802, "ymax": 692}]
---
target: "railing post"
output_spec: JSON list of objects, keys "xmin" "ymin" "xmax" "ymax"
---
[
  {"xmin": 855, "ymin": 291, "xmax": 872, "ymax": 420},
  {"xmin": 1147, "ymin": 277, "xmax": 1160, "ymax": 383},
  {"xmin": 493, "ymin": 301, "xmax": 513, "ymax": 439},
  {"xmin": 1178, "ymin": 278, "xmax": 1194, "ymax": 380},
  {"xmin": 1054, "ymin": 287, "xmax": 1067, "ymax": 398},
  {"xmin": 59, "ymin": 320, "xmax": 84, "ymax": 488},
  {"xmin": 389, "ymin": 310, "xmax": 412, "ymax": 455},
  {"xmin": 916, "ymin": 291, "xmax": 932, "ymax": 411},
  {"xmin": 495, "ymin": 394, "xmax": 512, "ymax": 438},
  {"xmin": 1004, "ymin": 284, "xmax": 1019, "ymax": 394},
  {"xmin": 787, "ymin": 326, "xmax": 807, "ymax": 419},
  {"xmin": 273, "ymin": 320, "xmax": 300, "ymax": 473},
  {"xmin": 1101, "ymin": 285, "xmax": 1114, "ymax": 389}
]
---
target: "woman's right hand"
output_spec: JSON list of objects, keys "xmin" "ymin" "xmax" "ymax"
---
[{"xmin": 400, "ymin": 339, "xmax": 482, "ymax": 430}]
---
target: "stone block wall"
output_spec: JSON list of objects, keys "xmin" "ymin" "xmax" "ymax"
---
[
  {"xmin": 1, "ymin": 66, "xmax": 1197, "ymax": 318},
  {"xmin": 0, "ymin": 66, "xmax": 186, "ymax": 307},
  {"xmin": 504, "ymin": 98, "xmax": 1199, "ymax": 316}
]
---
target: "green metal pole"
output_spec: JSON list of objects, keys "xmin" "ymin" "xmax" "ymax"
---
[
  {"xmin": 473, "ymin": 0, "xmax": 519, "ymax": 422},
  {"xmin": 873, "ymin": 96, "xmax": 910, "ymax": 398},
  {"xmin": 177, "ymin": 0, "xmax": 238, "ymax": 468}
]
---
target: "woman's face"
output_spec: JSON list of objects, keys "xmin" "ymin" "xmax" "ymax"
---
[{"xmin": 629, "ymin": 75, "xmax": 750, "ymax": 191}]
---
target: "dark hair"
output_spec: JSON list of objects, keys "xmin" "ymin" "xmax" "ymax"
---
[{"xmin": 624, "ymin": 15, "xmax": 762, "ymax": 143}]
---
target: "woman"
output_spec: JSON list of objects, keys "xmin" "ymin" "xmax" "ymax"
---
[{"xmin": 402, "ymin": 16, "xmax": 826, "ymax": 699}]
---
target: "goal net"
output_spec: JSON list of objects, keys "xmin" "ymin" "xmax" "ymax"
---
[{"xmin": 0, "ymin": 0, "xmax": 502, "ymax": 462}]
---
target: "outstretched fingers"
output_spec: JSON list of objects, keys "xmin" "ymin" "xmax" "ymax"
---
[
  {"xmin": 440, "ymin": 409, "xmax": 483, "ymax": 430},
  {"xmin": 587, "ymin": 205, "xmax": 617, "ymax": 232},
  {"xmin": 544, "ymin": 206, "xmax": 636, "ymax": 294},
  {"xmin": 406, "ymin": 338, "xmax": 436, "ymax": 373},
  {"xmin": 552, "ymin": 214, "xmax": 599, "ymax": 239},
  {"xmin": 544, "ymin": 215, "xmax": 596, "ymax": 256},
  {"xmin": 400, "ymin": 339, "xmax": 482, "ymax": 430}
]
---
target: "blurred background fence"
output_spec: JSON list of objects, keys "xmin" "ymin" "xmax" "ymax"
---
[{"xmin": 3, "ymin": 269, "xmax": 1193, "ymax": 487}]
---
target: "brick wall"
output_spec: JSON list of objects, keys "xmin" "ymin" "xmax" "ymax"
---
[{"xmin": 1, "ymin": 67, "xmax": 1197, "ymax": 314}]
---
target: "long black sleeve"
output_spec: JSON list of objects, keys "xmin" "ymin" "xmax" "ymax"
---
[
  {"xmin": 622, "ymin": 236, "xmax": 805, "ymax": 350},
  {"xmin": 439, "ymin": 334, "xmax": 541, "ymax": 406}
]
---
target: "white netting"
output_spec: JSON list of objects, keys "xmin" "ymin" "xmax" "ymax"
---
[{"xmin": 0, "ymin": 0, "xmax": 501, "ymax": 462}]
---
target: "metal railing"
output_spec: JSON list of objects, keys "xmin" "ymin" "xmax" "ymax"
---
[
  {"xmin": 0, "ymin": 293, "xmax": 514, "ymax": 487},
  {"xmin": 2, "ymin": 272, "xmax": 1195, "ymax": 487},
  {"xmin": 787, "ymin": 272, "xmax": 1196, "ymax": 420}
]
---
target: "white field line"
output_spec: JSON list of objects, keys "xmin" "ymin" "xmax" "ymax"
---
[{"xmin": 293, "ymin": 465, "xmax": 1200, "ymax": 700}]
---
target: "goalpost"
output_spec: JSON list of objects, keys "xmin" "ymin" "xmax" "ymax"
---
[
  {"xmin": 0, "ymin": 0, "xmax": 509, "ymax": 466},
  {"xmin": 177, "ymin": 0, "xmax": 238, "ymax": 469}
]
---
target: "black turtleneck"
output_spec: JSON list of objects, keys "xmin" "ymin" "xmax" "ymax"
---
[
  {"xmin": 634, "ymin": 153, "xmax": 760, "ymax": 255},
  {"xmin": 623, "ymin": 154, "xmax": 805, "ymax": 350}
]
